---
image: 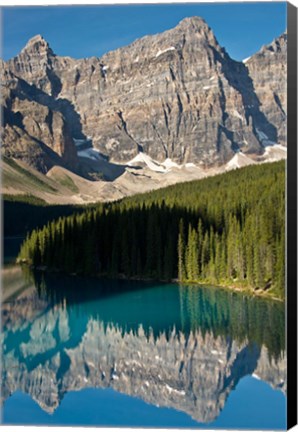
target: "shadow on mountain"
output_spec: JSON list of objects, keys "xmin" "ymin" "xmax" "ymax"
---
[
  {"xmin": 9, "ymin": 75, "xmax": 134, "ymax": 182},
  {"xmin": 211, "ymin": 48, "xmax": 278, "ymax": 144},
  {"xmin": 13, "ymin": 74, "xmax": 85, "ymax": 141},
  {"xmin": 77, "ymin": 154, "xmax": 127, "ymax": 181}
]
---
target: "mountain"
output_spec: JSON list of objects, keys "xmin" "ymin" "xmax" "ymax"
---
[
  {"xmin": 244, "ymin": 33, "xmax": 287, "ymax": 146},
  {"xmin": 1, "ymin": 61, "xmax": 78, "ymax": 174},
  {"xmin": 1, "ymin": 17, "xmax": 287, "ymax": 201}
]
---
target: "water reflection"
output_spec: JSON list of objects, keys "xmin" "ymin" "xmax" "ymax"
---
[{"xmin": 2, "ymin": 266, "xmax": 286, "ymax": 424}]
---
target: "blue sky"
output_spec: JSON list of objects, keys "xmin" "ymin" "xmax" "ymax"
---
[{"xmin": 1, "ymin": 2, "xmax": 287, "ymax": 62}]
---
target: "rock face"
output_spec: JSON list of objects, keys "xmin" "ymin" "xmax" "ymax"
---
[
  {"xmin": 245, "ymin": 33, "xmax": 287, "ymax": 147},
  {"xmin": 1, "ymin": 17, "xmax": 287, "ymax": 172},
  {"xmin": 1, "ymin": 61, "xmax": 78, "ymax": 172}
]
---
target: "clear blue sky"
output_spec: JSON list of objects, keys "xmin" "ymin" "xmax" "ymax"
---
[{"xmin": 1, "ymin": 2, "xmax": 287, "ymax": 62}]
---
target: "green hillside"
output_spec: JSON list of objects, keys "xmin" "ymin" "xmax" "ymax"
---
[{"xmin": 18, "ymin": 161, "xmax": 285, "ymax": 298}]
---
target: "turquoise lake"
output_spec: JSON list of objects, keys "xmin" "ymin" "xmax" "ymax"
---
[{"xmin": 1, "ymin": 261, "xmax": 286, "ymax": 429}]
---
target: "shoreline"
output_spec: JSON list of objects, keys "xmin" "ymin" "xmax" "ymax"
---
[
  {"xmin": 17, "ymin": 261, "xmax": 285, "ymax": 303},
  {"xmin": 180, "ymin": 280, "xmax": 284, "ymax": 302}
]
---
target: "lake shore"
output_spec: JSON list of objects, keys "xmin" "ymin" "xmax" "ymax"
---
[
  {"xmin": 17, "ymin": 260, "xmax": 284, "ymax": 302},
  {"xmin": 180, "ymin": 280, "xmax": 285, "ymax": 302}
]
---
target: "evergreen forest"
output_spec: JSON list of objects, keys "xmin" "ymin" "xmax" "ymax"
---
[{"xmin": 17, "ymin": 161, "xmax": 286, "ymax": 298}]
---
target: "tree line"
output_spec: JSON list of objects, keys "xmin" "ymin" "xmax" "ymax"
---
[{"xmin": 17, "ymin": 161, "xmax": 285, "ymax": 298}]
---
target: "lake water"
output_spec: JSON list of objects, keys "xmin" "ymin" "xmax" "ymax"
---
[{"xmin": 1, "ymin": 261, "xmax": 286, "ymax": 429}]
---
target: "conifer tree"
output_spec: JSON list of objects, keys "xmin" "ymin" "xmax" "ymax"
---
[{"xmin": 178, "ymin": 219, "xmax": 186, "ymax": 281}]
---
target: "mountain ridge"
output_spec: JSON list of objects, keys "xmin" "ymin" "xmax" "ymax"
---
[{"xmin": 1, "ymin": 17, "xmax": 287, "ymax": 201}]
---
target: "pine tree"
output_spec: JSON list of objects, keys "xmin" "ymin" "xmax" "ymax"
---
[
  {"xmin": 178, "ymin": 219, "xmax": 186, "ymax": 281},
  {"xmin": 17, "ymin": 161, "xmax": 285, "ymax": 298}
]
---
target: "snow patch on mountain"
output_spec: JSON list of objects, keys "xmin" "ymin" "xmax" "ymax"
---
[
  {"xmin": 232, "ymin": 110, "xmax": 244, "ymax": 121},
  {"xmin": 78, "ymin": 148, "xmax": 105, "ymax": 161},
  {"xmin": 163, "ymin": 158, "xmax": 180, "ymax": 169},
  {"xmin": 252, "ymin": 373, "xmax": 261, "ymax": 380},
  {"xmin": 226, "ymin": 152, "xmax": 256, "ymax": 170},
  {"xmin": 256, "ymin": 128, "xmax": 276, "ymax": 146},
  {"xmin": 128, "ymin": 153, "xmax": 166, "ymax": 172},
  {"xmin": 155, "ymin": 47, "xmax": 176, "ymax": 58},
  {"xmin": 263, "ymin": 144, "xmax": 287, "ymax": 162},
  {"xmin": 73, "ymin": 138, "xmax": 91, "ymax": 148}
]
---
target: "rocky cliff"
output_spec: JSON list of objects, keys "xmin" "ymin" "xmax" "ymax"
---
[
  {"xmin": 245, "ymin": 33, "xmax": 287, "ymax": 147},
  {"xmin": 1, "ymin": 17, "xmax": 287, "ymax": 173},
  {"xmin": 1, "ymin": 60, "xmax": 78, "ymax": 173}
]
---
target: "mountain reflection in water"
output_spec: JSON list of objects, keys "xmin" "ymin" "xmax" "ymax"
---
[{"xmin": 1, "ymin": 267, "xmax": 286, "ymax": 425}]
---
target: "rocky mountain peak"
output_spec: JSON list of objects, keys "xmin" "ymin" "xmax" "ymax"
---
[
  {"xmin": 244, "ymin": 31, "xmax": 287, "ymax": 147},
  {"xmin": 7, "ymin": 33, "xmax": 63, "ymax": 100},
  {"xmin": 265, "ymin": 32, "xmax": 287, "ymax": 53},
  {"xmin": 1, "ymin": 17, "xmax": 287, "ymax": 176},
  {"xmin": 176, "ymin": 15, "xmax": 209, "ymax": 32},
  {"xmin": 174, "ymin": 16, "xmax": 220, "ymax": 47},
  {"xmin": 246, "ymin": 32, "xmax": 287, "ymax": 63},
  {"xmin": 20, "ymin": 34, "xmax": 54, "ymax": 57}
]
